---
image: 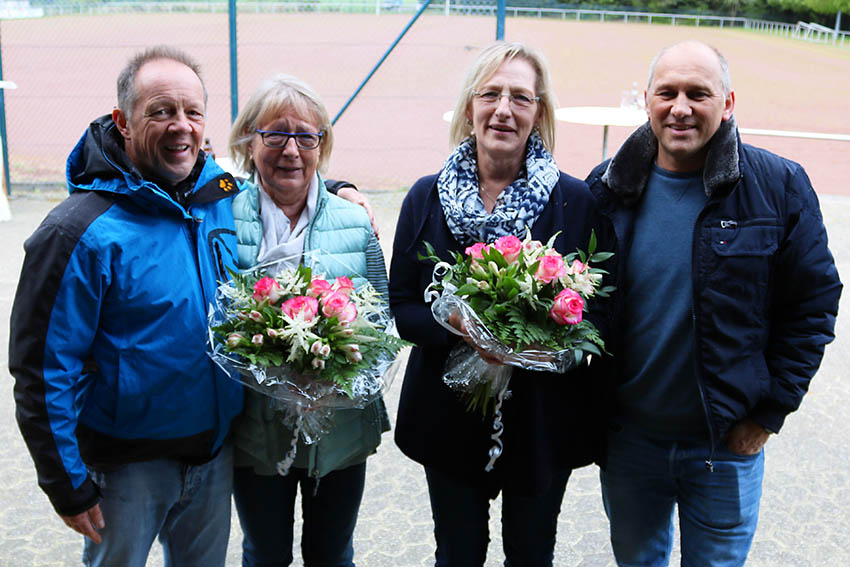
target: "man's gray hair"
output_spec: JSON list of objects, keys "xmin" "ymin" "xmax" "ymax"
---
[
  {"xmin": 647, "ymin": 41, "xmax": 731, "ymax": 96},
  {"xmin": 116, "ymin": 45, "xmax": 208, "ymax": 118}
]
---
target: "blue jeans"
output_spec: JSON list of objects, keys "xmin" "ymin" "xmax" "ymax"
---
[
  {"xmin": 600, "ymin": 424, "xmax": 764, "ymax": 567},
  {"xmin": 424, "ymin": 466, "xmax": 571, "ymax": 567},
  {"xmin": 82, "ymin": 442, "xmax": 233, "ymax": 567},
  {"xmin": 232, "ymin": 462, "xmax": 367, "ymax": 567}
]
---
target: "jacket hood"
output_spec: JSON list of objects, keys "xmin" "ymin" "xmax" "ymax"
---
[
  {"xmin": 66, "ymin": 114, "xmax": 206, "ymax": 201},
  {"xmin": 64, "ymin": 115, "xmax": 236, "ymax": 214},
  {"xmin": 67, "ymin": 115, "xmax": 136, "ymax": 189},
  {"xmin": 601, "ymin": 116, "xmax": 741, "ymax": 207}
]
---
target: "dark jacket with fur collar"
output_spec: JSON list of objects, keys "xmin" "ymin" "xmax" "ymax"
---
[{"xmin": 586, "ymin": 117, "xmax": 841, "ymax": 455}]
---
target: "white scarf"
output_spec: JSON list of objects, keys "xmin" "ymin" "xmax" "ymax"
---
[{"xmin": 256, "ymin": 174, "xmax": 319, "ymax": 274}]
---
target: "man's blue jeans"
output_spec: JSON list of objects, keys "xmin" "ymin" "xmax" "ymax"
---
[
  {"xmin": 232, "ymin": 461, "xmax": 367, "ymax": 567},
  {"xmin": 424, "ymin": 466, "xmax": 571, "ymax": 567},
  {"xmin": 82, "ymin": 442, "xmax": 233, "ymax": 567},
  {"xmin": 600, "ymin": 424, "xmax": 764, "ymax": 567}
]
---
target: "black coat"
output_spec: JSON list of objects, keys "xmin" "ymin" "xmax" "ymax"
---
[
  {"xmin": 586, "ymin": 118, "xmax": 842, "ymax": 452},
  {"xmin": 389, "ymin": 172, "xmax": 611, "ymax": 496}
]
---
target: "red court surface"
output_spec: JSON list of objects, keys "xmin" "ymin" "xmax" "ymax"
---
[{"xmin": 3, "ymin": 13, "xmax": 849, "ymax": 194}]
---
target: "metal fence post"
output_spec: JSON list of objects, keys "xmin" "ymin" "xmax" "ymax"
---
[
  {"xmin": 332, "ymin": 0, "xmax": 434, "ymax": 125},
  {"xmin": 497, "ymin": 0, "xmax": 506, "ymax": 39},
  {"xmin": 0, "ymin": 24, "xmax": 10, "ymax": 195},
  {"xmin": 229, "ymin": 0, "xmax": 238, "ymax": 123}
]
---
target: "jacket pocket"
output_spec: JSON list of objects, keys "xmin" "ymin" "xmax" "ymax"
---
[
  {"xmin": 710, "ymin": 221, "xmax": 781, "ymax": 257},
  {"xmin": 703, "ymin": 220, "xmax": 781, "ymax": 348},
  {"xmin": 707, "ymin": 221, "xmax": 781, "ymax": 292}
]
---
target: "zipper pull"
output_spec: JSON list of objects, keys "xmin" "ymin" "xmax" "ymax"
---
[
  {"xmin": 705, "ymin": 459, "xmax": 715, "ymax": 472},
  {"xmin": 720, "ymin": 219, "xmax": 737, "ymax": 229}
]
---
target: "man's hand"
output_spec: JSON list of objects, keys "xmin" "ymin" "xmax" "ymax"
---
[
  {"xmin": 336, "ymin": 187, "xmax": 379, "ymax": 238},
  {"xmin": 725, "ymin": 418, "xmax": 771, "ymax": 456},
  {"xmin": 61, "ymin": 504, "xmax": 105, "ymax": 544}
]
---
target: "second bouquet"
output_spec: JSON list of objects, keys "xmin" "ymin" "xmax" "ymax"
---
[{"xmin": 422, "ymin": 229, "xmax": 613, "ymax": 470}]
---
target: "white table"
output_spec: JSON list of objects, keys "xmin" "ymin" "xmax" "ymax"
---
[{"xmin": 556, "ymin": 106, "xmax": 646, "ymax": 160}]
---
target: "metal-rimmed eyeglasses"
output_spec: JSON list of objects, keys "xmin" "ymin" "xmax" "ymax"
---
[
  {"xmin": 471, "ymin": 90, "xmax": 540, "ymax": 109},
  {"xmin": 255, "ymin": 129, "xmax": 323, "ymax": 150}
]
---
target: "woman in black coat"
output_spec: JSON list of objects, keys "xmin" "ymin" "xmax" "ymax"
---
[{"xmin": 389, "ymin": 41, "xmax": 610, "ymax": 566}]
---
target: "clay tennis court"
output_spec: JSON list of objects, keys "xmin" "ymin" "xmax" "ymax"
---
[{"xmin": 3, "ymin": 13, "xmax": 849, "ymax": 194}]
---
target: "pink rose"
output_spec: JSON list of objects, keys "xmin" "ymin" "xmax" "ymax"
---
[
  {"xmin": 333, "ymin": 276, "xmax": 355, "ymax": 297},
  {"xmin": 465, "ymin": 242, "xmax": 489, "ymax": 260},
  {"xmin": 534, "ymin": 253, "xmax": 566, "ymax": 284},
  {"xmin": 253, "ymin": 277, "xmax": 282, "ymax": 303},
  {"xmin": 281, "ymin": 295, "xmax": 319, "ymax": 322},
  {"xmin": 494, "ymin": 235, "xmax": 522, "ymax": 264},
  {"xmin": 308, "ymin": 278, "xmax": 332, "ymax": 298},
  {"xmin": 550, "ymin": 288, "xmax": 584, "ymax": 325},
  {"xmin": 251, "ymin": 333, "xmax": 264, "ymax": 345},
  {"xmin": 321, "ymin": 291, "xmax": 358, "ymax": 323},
  {"xmin": 524, "ymin": 239, "xmax": 544, "ymax": 254},
  {"xmin": 569, "ymin": 260, "xmax": 587, "ymax": 275}
]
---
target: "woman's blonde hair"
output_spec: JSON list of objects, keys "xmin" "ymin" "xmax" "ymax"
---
[
  {"xmin": 229, "ymin": 74, "xmax": 334, "ymax": 175},
  {"xmin": 449, "ymin": 41, "xmax": 557, "ymax": 152}
]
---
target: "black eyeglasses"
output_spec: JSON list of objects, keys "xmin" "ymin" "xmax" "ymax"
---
[
  {"xmin": 256, "ymin": 129, "xmax": 323, "ymax": 150},
  {"xmin": 471, "ymin": 90, "xmax": 540, "ymax": 109}
]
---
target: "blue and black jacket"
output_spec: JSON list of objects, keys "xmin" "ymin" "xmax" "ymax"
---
[{"xmin": 9, "ymin": 115, "xmax": 244, "ymax": 516}]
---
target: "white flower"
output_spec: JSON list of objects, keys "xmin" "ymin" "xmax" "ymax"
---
[
  {"xmin": 571, "ymin": 272, "xmax": 597, "ymax": 297},
  {"xmin": 345, "ymin": 350, "xmax": 363, "ymax": 363},
  {"xmin": 226, "ymin": 333, "xmax": 243, "ymax": 348},
  {"xmin": 517, "ymin": 274, "xmax": 534, "ymax": 294},
  {"xmin": 277, "ymin": 312, "xmax": 321, "ymax": 363}
]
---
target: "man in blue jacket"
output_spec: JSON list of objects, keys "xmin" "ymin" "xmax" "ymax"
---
[
  {"xmin": 9, "ymin": 46, "xmax": 243, "ymax": 566},
  {"xmin": 586, "ymin": 40, "xmax": 841, "ymax": 566}
]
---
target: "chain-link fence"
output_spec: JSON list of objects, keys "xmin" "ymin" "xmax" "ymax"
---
[{"xmin": 2, "ymin": 2, "xmax": 849, "ymax": 193}]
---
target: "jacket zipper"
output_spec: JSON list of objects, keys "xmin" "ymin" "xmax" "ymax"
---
[
  {"xmin": 692, "ymin": 198, "xmax": 723, "ymax": 472},
  {"xmin": 692, "ymin": 177, "xmax": 745, "ymax": 471}
]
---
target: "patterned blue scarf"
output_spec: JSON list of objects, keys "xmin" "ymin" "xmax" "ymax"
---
[{"xmin": 437, "ymin": 131, "xmax": 559, "ymax": 246}]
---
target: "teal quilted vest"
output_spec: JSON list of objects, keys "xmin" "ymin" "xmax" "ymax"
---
[{"xmin": 230, "ymin": 178, "xmax": 390, "ymax": 478}]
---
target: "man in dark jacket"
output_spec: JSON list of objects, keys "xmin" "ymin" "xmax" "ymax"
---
[
  {"xmin": 8, "ymin": 46, "xmax": 243, "ymax": 566},
  {"xmin": 586, "ymin": 40, "xmax": 841, "ymax": 566}
]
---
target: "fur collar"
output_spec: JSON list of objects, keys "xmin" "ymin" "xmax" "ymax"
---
[{"xmin": 601, "ymin": 116, "xmax": 741, "ymax": 207}]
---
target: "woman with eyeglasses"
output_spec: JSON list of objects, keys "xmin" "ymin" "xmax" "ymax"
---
[
  {"xmin": 226, "ymin": 74, "xmax": 390, "ymax": 567},
  {"xmin": 389, "ymin": 42, "xmax": 609, "ymax": 565}
]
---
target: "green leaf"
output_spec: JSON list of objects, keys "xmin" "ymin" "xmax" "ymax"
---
[
  {"xmin": 454, "ymin": 283, "xmax": 480, "ymax": 297},
  {"xmin": 587, "ymin": 230, "xmax": 598, "ymax": 255}
]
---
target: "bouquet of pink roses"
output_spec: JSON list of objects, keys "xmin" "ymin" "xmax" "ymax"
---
[
  {"xmin": 421, "ymin": 229, "xmax": 612, "ymax": 470},
  {"xmin": 208, "ymin": 264, "xmax": 410, "ymax": 453}
]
